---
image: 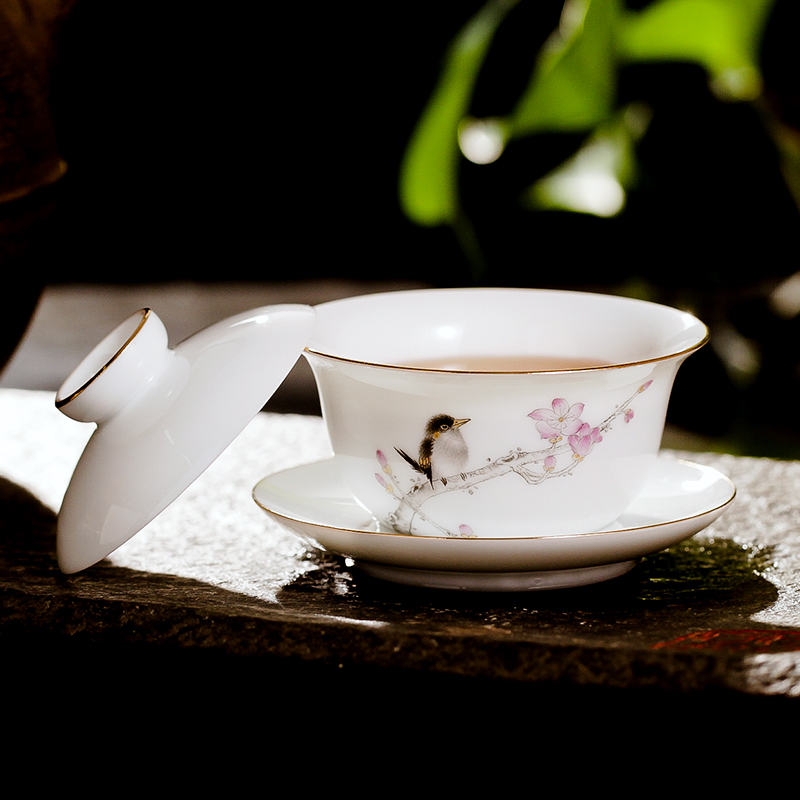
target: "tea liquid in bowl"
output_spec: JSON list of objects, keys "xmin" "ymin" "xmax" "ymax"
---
[{"xmin": 404, "ymin": 355, "xmax": 609, "ymax": 372}]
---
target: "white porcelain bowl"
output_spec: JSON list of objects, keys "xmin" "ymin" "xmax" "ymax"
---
[{"xmin": 304, "ymin": 288, "xmax": 708, "ymax": 539}]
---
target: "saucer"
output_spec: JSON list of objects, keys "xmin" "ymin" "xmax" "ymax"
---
[{"xmin": 253, "ymin": 455, "xmax": 736, "ymax": 592}]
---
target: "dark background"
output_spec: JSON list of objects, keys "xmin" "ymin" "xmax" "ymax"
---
[
  {"xmin": 45, "ymin": 1, "xmax": 474, "ymax": 285},
  {"xmin": 43, "ymin": 0, "xmax": 799, "ymax": 289},
  {"xmin": 3, "ymin": 0, "xmax": 800, "ymax": 455}
]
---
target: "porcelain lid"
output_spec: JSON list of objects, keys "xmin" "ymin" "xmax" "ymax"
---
[{"xmin": 55, "ymin": 304, "xmax": 316, "ymax": 573}]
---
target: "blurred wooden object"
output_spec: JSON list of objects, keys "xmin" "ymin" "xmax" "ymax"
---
[{"xmin": 0, "ymin": 1, "xmax": 73, "ymax": 373}]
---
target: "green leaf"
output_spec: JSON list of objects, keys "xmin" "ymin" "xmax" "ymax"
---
[
  {"xmin": 525, "ymin": 103, "xmax": 651, "ymax": 216},
  {"xmin": 618, "ymin": 0, "xmax": 776, "ymax": 100},
  {"xmin": 508, "ymin": 0, "xmax": 622, "ymax": 138},
  {"xmin": 399, "ymin": 0, "xmax": 517, "ymax": 226}
]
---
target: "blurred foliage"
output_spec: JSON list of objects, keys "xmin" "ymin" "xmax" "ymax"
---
[
  {"xmin": 398, "ymin": 0, "xmax": 800, "ymax": 458},
  {"xmin": 399, "ymin": 0, "xmax": 784, "ymax": 272}
]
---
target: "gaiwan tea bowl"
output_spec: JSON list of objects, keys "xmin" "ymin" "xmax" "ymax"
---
[{"xmin": 303, "ymin": 287, "xmax": 708, "ymax": 539}]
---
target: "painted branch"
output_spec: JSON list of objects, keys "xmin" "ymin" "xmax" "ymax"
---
[{"xmin": 385, "ymin": 382, "xmax": 651, "ymax": 535}]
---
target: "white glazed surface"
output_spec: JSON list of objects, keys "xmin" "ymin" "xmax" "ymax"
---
[
  {"xmin": 252, "ymin": 455, "xmax": 736, "ymax": 591},
  {"xmin": 55, "ymin": 304, "xmax": 316, "ymax": 574},
  {"xmin": 305, "ymin": 288, "xmax": 708, "ymax": 539}
]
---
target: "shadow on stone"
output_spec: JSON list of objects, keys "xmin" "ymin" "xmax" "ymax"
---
[{"xmin": 1, "ymin": 475, "xmax": 794, "ymax": 717}]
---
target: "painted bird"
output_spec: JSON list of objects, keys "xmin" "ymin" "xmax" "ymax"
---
[{"xmin": 395, "ymin": 414, "xmax": 470, "ymax": 487}]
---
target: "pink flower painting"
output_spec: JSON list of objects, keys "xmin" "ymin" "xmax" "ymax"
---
[
  {"xmin": 568, "ymin": 423, "xmax": 603, "ymax": 460},
  {"xmin": 379, "ymin": 382, "xmax": 653, "ymax": 538},
  {"xmin": 528, "ymin": 398, "xmax": 585, "ymax": 441}
]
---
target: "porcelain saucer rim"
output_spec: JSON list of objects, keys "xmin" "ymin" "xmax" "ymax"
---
[{"xmin": 252, "ymin": 455, "xmax": 736, "ymax": 542}]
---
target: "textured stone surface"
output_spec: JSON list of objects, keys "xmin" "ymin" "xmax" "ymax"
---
[{"xmin": 2, "ymin": 389, "xmax": 800, "ymax": 717}]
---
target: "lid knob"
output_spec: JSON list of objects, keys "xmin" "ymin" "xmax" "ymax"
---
[{"xmin": 56, "ymin": 309, "xmax": 172, "ymax": 424}]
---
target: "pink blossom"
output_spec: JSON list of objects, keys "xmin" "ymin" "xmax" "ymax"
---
[
  {"xmin": 544, "ymin": 455, "xmax": 556, "ymax": 471},
  {"xmin": 624, "ymin": 408, "xmax": 634, "ymax": 423},
  {"xmin": 375, "ymin": 473, "xmax": 394, "ymax": 493},
  {"xmin": 376, "ymin": 450, "xmax": 392, "ymax": 473},
  {"xmin": 528, "ymin": 398, "xmax": 585, "ymax": 440},
  {"xmin": 568, "ymin": 423, "xmax": 603, "ymax": 459},
  {"xmin": 459, "ymin": 524, "xmax": 475, "ymax": 537}
]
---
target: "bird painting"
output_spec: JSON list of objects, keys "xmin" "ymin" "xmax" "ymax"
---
[{"xmin": 395, "ymin": 414, "xmax": 470, "ymax": 487}]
